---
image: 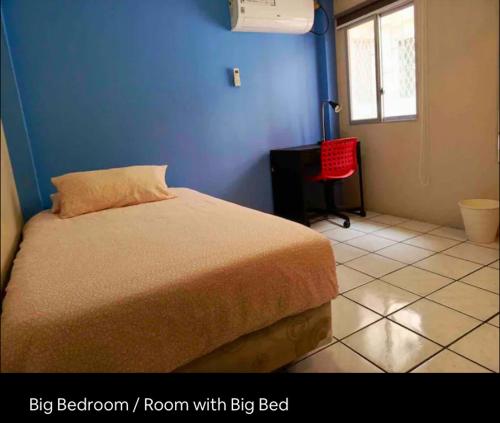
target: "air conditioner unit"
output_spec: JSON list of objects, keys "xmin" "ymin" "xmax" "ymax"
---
[{"xmin": 229, "ymin": 0, "xmax": 315, "ymax": 34}]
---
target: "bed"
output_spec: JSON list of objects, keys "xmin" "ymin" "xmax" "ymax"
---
[{"xmin": 1, "ymin": 188, "xmax": 338, "ymax": 372}]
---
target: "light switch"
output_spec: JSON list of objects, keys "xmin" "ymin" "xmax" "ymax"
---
[{"xmin": 233, "ymin": 68, "xmax": 241, "ymax": 87}]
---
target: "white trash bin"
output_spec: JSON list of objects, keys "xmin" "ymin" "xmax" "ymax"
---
[{"xmin": 458, "ymin": 199, "xmax": 499, "ymax": 243}]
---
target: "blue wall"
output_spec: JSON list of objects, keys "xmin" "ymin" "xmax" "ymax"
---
[
  {"xmin": 1, "ymin": 15, "xmax": 42, "ymax": 218},
  {"xmin": 1, "ymin": 0, "xmax": 337, "ymax": 219}
]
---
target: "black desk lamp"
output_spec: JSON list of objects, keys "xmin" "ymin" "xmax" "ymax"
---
[{"xmin": 320, "ymin": 100, "xmax": 342, "ymax": 143}]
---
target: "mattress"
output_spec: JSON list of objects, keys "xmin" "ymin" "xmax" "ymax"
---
[{"xmin": 1, "ymin": 188, "xmax": 338, "ymax": 372}]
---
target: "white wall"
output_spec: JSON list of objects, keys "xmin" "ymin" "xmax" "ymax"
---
[
  {"xmin": 1, "ymin": 121, "xmax": 23, "ymax": 287},
  {"xmin": 335, "ymin": 0, "xmax": 499, "ymax": 227}
]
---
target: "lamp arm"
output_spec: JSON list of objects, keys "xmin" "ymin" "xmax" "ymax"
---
[
  {"xmin": 321, "ymin": 101, "xmax": 328, "ymax": 142},
  {"xmin": 321, "ymin": 100, "xmax": 342, "ymax": 143}
]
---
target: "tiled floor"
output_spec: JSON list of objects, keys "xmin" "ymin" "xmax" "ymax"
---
[{"xmin": 287, "ymin": 212, "xmax": 499, "ymax": 373}]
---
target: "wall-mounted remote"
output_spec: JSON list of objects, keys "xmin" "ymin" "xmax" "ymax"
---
[{"xmin": 233, "ymin": 68, "xmax": 241, "ymax": 87}]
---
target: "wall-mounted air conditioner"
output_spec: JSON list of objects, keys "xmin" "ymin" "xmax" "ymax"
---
[{"xmin": 229, "ymin": 0, "xmax": 314, "ymax": 34}]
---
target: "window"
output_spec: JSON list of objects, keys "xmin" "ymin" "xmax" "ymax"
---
[{"xmin": 346, "ymin": 3, "xmax": 416, "ymax": 123}]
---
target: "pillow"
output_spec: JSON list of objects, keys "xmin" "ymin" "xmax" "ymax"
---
[
  {"xmin": 50, "ymin": 193, "xmax": 61, "ymax": 213},
  {"xmin": 51, "ymin": 165, "xmax": 175, "ymax": 218}
]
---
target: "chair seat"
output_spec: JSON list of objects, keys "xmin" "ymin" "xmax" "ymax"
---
[{"xmin": 309, "ymin": 169, "xmax": 356, "ymax": 182}]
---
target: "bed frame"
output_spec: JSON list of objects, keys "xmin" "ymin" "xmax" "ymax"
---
[{"xmin": 176, "ymin": 302, "xmax": 332, "ymax": 373}]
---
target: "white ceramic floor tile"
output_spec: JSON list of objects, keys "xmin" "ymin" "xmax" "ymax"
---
[
  {"xmin": 427, "ymin": 282, "xmax": 499, "ymax": 321},
  {"xmin": 345, "ymin": 254, "xmax": 406, "ymax": 278},
  {"xmin": 411, "ymin": 350, "xmax": 490, "ymax": 373},
  {"xmin": 490, "ymin": 260, "xmax": 499, "ymax": 269},
  {"xmin": 370, "ymin": 214, "xmax": 408, "ymax": 225},
  {"xmin": 335, "ymin": 265, "xmax": 374, "ymax": 294},
  {"xmin": 349, "ymin": 220, "xmax": 389, "ymax": 234},
  {"xmin": 414, "ymin": 254, "xmax": 482, "ymax": 280},
  {"xmin": 331, "ymin": 297, "xmax": 380, "ymax": 339},
  {"xmin": 429, "ymin": 227, "xmax": 467, "ymax": 241},
  {"xmin": 381, "ymin": 266, "xmax": 453, "ymax": 296},
  {"xmin": 323, "ymin": 228, "xmax": 365, "ymax": 242},
  {"xmin": 346, "ymin": 234, "xmax": 397, "ymax": 252},
  {"xmin": 389, "ymin": 299, "xmax": 481, "ymax": 345},
  {"xmin": 397, "ymin": 220, "xmax": 440, "ymax": 233},
  {"xmin": 321, "ymin": 218, "xmax": 499, "ymax": 373},
  {"xmin": 310, "ymin": 220, "xmax": 335, "ymax": 233},
  {"xmin": 449, "ymin": 324, "xmax": 499, "ymax": 372},
  {"xmin": 343, "ymin": 319, "xmax": 441, "ymax": 373},
  {"xmin": 404, "ymin": 234, "xmax": 462, "ymax": 252},
  {"xmin": 363, "ymin": 210, "xmax": 382, "ymax": 219},
  {"xmin": 287, "ymin": 342, "xmax": 383, "ymax": 373},
  {"xmin": 469, "ymin": 238, "xmax": 499, "ymax": 250},
  {"xmin": 443, "ymin": 243, "xmax": 499, "ymax": 265},
  {"xmin": 487, "ymin": 315, "xmax": 499, "ymax": 327},
  {"xmin": 376, "ymin": 243, "xmax": 435, "ymax": 264},
  {"xmin": 332, "ymin": 244, "xmax": 368, "ymax": 264},
  {"xmin": 373, "ymin": 227, "xmax": 421, "ymax": 242},
  {"xmin": 344, "ymin": 280, "xmax": 419, "ymax": 316},
  {"xmin": 460, "ymin": 267, "xmax": 499, "ymax": 294}
]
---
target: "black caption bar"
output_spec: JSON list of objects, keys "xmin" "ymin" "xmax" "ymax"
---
[{"xmin": 0, "ymin": 373, "xmax": 497, "ymax": 419}]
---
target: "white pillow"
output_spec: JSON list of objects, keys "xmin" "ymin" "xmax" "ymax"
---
[
  {"xmin": 50, "ymin": 193, "xmax": 61, "ymax": 213},
  {"xmin": 51, "ymin": 165, "xmax": 176, "ymax": 218}
]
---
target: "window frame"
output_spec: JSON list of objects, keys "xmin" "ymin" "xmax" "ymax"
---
[{"xmin": 345, "ymin": 1, "xmax": 417, "ymax": 125}]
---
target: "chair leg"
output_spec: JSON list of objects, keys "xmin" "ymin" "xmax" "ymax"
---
[
  {"xmin": 346, "ymin": 144, "xmax": 366, "ymax": 217},
  {"xmin": 323, "ymin": 181, "xmax": 351, "ymax": 228},
  {"xmin": 323, "ymin": 181, "xmax": 335, "ymax": 210},
  {"xmin": 357, "ymin": 143, "xmax": 366, "ymax": 217}
]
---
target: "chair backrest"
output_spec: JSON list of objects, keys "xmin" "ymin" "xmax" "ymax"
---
[{"xmin": 320, "ymin": 137, "xmax": 359, "ymax": 179}]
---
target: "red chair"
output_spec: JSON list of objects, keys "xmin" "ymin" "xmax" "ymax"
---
[{"xmin": 309, "ymin": 137, "xmax": 366, "ymax": 228}]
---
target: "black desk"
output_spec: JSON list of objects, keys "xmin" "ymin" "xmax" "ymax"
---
[{"xmin": 270, "ymin": 143, "xmax": 364, "ymax": 226}]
